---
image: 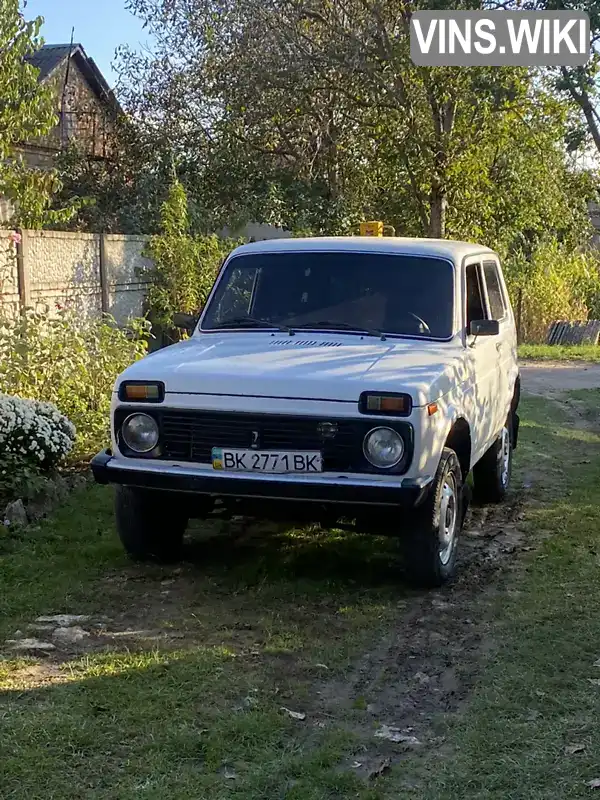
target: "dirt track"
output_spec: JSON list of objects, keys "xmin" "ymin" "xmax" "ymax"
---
[{"xmin": 520, "ymin": 360, "xmax": 600, "ymax": 395}]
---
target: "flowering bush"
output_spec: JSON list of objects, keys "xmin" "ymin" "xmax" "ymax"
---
[{"xmin": 0, "ymin": 395, "xmax": 76, "ymax": 469}]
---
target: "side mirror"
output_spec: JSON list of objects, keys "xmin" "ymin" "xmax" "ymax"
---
[
  {"xmin": 470, "ymin": 319, "xmax": 499, "ymax": 337},
  {"xmin": 173, "ymin": 312, "xmax": 198, "ymax": 333}
]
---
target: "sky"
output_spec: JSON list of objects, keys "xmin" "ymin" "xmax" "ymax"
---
[{"xmin": 24, "ymin": 0, "xmax": 153, "ymax": 88}]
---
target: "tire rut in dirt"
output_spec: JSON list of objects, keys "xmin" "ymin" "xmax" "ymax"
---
[{"xmin": 312, "ymin": 492, "xmax": 528, "ymax": 781}]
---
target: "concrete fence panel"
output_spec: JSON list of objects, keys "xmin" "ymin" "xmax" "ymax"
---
[
  {"xmin": 103, "ymin": 234, "xmax": 152, "ymax": 321},
  {"xmin": 26, "ymin": 230, "xmax": 103, "ymax": 318},
  {"xmin": 1, "ymin": 222, "xmax": 290, "ymax": 324},
  {"xmin": 0, "ymin": 229, "xmax": 151, "ymax": 324}
]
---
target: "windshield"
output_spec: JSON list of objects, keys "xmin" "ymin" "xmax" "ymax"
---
[{"xmin": 201, "ymin": 251, "xmax": 454, "ymax": 339}]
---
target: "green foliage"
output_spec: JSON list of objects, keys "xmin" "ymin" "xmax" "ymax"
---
[
  {"xmin": 0, "ymin": 309, "xmax": 150, "ymax": 458},
  {"xmin": 121, "ymin": 0, "xmax": 597, "ymax": 248},
  {"xmin": 0, "ymin": 0, "xmax": 78, "ymax": 229},
  {"xmin": 145, "ymin": 180, "xmax": 239, "ymax": 337},
  {"xmin": 48, "ymin": 120, "xmax": 175, "ymax": 234},
  {"xmin": 504, "ymin": 241, "xmax": 600, "ymax": 343},
  {"xmin": 0, "ymin": 0, "xmax": 77, "ymax": 228},
  {"xmin": 0, "ymin": 1, "xmax": 55, "ymax": 161},
  {"xmin": 1, "ymin": 159, "xmax": 78, "ymax": 229}
]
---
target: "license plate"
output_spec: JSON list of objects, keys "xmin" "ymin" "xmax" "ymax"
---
[{"xmin": 212, "ymin": 448, "xmax": 322, "ymax": 474}]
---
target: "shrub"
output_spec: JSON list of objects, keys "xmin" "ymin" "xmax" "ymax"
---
[
  {"xmin": 504, "ymin": 241, "xmax": 600, "ymax": 344},
  {"xmin": 144, "ymin": 179, "xmax": 239, "ymax": 341},
  {"xmin": 0, "ymin": 308, "xmax": 150, "ymax": 458}
]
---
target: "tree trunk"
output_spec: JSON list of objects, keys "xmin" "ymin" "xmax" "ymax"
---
[
  {"xmin": 560, "ymin": 67, "xmax": 600, "ymax": 154},
  {"xmin": 428, "ymin": 185, "xmax": 447, "ymax": 238}
]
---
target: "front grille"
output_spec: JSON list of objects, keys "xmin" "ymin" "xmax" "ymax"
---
[{"xmin": 115, "ymin": 409, "xmax": 413, "ymax": 474}]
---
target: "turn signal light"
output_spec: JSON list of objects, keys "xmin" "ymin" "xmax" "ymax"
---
[
  {"xmin": 119, "ymin": 381, "xmax": 165, "ymax": 403},
  {"xmin": 359, "ymin": 392, "xmax": 412, "ymax": 416}
]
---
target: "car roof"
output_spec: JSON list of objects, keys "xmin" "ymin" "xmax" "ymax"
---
[{"xmin": 228, "ymin": 236, "xmax": 496, "ymax": 263}]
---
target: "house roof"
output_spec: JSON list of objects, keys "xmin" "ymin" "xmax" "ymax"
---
[{"xmin": 26, "ymin": 43, "xmax": 121, "ymax": 114}]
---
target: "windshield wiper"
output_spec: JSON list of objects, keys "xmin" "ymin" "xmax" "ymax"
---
[
  {"xmin": 218, "ymin": 315, "xmax": 294, "ymax": 334},
  {"xmin": 289, "ymin": 320, "xmax": 386, "ymax": 341}
]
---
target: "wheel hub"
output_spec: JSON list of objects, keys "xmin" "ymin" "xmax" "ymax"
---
[
  {"xmin": 439, "ymin": 478, "xmax": 457, "ymax": 566},
  {"xmin": 499, "ymin": 425, "xmax": 511, "ymax": 487}
]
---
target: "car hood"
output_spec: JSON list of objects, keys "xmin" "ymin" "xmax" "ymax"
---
[{"xmin": 118, "ymin": 333, "xmax": 467, "ymax": 406}]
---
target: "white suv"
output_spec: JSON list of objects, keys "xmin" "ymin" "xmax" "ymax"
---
[{"xmin": 92, "ymin": 237, "xmax": 520, "ymax": 587}]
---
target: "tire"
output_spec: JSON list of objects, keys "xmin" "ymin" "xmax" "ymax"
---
[
  {"xmin": 402, "ymin": 447, "xmax": 464, "ymax": 588},
  {"xmin": 114, "ymin": 486, "xmax": 188, "ymax": 562},
  {"xmin": 472, "ymin": 415, "xmax": 513, "ymax": 505}
]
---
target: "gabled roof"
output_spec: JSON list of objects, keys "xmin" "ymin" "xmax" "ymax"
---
[{"xmin": 26, "ymin": 43, "xmax": 121, "ymax": 115}]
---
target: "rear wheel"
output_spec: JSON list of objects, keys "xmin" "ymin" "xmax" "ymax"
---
[
  {"xmin": 114, "ymin": 486, "xmax": 188, "ymax": 562},
  {"xmin": 472, "ymin": 416, "xmax": 512, "ymax": 504},
  {"xmin": 402, "ymin": 448, "xmax": 464, "ymax": 588}
]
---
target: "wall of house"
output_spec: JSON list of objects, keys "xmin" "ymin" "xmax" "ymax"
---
[
  {"xmin": 0, "ymin": 229, "xmax": 151, "ymax": 323},
  {"xmin": 22, "ymin": 58, "xmax": 117, "ymax": 165}
]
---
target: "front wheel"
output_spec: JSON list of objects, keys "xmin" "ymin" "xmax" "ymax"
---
[
  {"xmin": 114, "ymin": 486, "xmax": 188, "ymax": 562},
  {"xmin": 402, "ymin": 448, "xmax": 464, "ymax": 588},
  {"xmin": 472, "ymin": 417, "xmax": 513, "ymax": 505}
]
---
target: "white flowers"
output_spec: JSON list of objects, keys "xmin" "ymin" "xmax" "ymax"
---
[{"xmin": 0, "ymin": 395, "xmax": 76, "ymax": 467}]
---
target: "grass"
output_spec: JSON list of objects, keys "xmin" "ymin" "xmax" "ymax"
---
[
  {"xmin": 0, "ymin": 488, "xmax": 403, "ymax": 798},
  {"xmin": 386, "ymin": 389, "xmax": 600, "ymax": 798},
  {"xmin": 518, "ymin": 343, "xmax": 600, "ymax": 361},
  {"xmin": 1, "ymin": 389, "xmax": 600, "ymax": 797}
]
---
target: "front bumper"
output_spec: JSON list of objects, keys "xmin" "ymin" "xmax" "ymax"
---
[{"xmin": 91, "ymin": 450, "xmax": 432, "ymax": 509}]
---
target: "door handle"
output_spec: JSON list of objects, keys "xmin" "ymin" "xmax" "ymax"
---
[{"xmin": 495, "ymin": 342, "xmax": 502, "ymax": 352}]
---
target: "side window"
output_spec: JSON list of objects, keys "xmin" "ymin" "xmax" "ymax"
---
[
  {"xmin": 483, "ymin": 261, "xmax": 506, "ymax": 321},
  {"xmin": 465, "ymin": 263, "xmax": 487, "ymax": 329}
]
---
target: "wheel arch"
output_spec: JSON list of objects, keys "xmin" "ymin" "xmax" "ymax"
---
[
  {"xmin": 511, "ymin": 373, "xmax": 521, "ymax": 413},
  {"xmin": 444, "ymin": 417, "xmax": 472, "ymax": 480}
]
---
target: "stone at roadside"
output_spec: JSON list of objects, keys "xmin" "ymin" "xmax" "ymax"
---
[
  {"xmin": 27, "ymin": 476, "xmax": 71, "ymax": 520},
  {"xmin": 52, "ymin": 626, "xmax": 90, "ymax": 645},
  {"xmin": 70, "ymin": 474, "xmax": 88, "ymax": 491},
  {"xmin": 3, "ymin": 499, "xmax": 28, "ymax": 527},
  {"xmin": 6, "ymin": 638, "xmax": 56, "ymax": 652}
]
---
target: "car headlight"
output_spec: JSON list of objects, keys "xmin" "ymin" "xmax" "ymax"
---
[
  {"xmin": 121, "ymin": 413, "xmax": 159, "ymax": 453},
  {"xmin": 363, "ymin": 427, "xmax": 404, "ymax": 468}
]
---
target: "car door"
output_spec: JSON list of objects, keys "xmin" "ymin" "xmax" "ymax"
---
[
  {"xmin": 464, "ymin": 260, "xmax": 503, "ymax": 464},
  {"xmin": 482, "ymin": 259, "xmax": 517, "ymax": 423}
]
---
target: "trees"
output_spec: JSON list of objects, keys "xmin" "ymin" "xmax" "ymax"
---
[
  {"xmin": 120, "ymin": 0, "xmax": 594, "ymax": 248},
  {"xmin": 49, "ymin": 118, "xmax": 174, "ymax": 234},
  {"xmin": 0, "ymin": 0, "xmax": 75, "ymax": 228},
  {"xmin": 489, "ymin": 0, "xmax": 600, "ymax": 157},
  {"xmin": 0, "ymin": 0, "xmax": 55, "ymax": 163}
]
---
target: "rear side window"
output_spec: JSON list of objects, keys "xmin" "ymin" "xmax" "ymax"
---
[{"xmin": 483, "ymin": 261, "xmax": 506, "ymax": 321}]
